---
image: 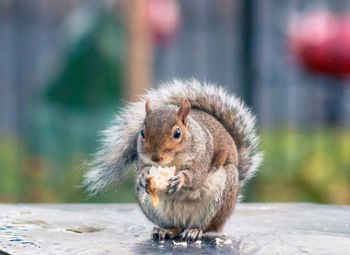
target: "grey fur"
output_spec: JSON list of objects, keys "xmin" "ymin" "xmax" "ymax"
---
[{"xmin": 83, "ymin": 79, "xmax": 263, "ymax": 194}]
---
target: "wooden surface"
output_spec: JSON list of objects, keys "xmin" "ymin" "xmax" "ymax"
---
[{"xmin": 0, "ymin": 203, "xmax": 350, "ymax": 255}]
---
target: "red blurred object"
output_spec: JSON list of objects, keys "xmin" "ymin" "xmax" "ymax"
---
[
  {"xmin": 147, "ymin": 0, "xmax": 181, "ymax": 45},
  {"xmin": 288, "ymin": 10, "xmax": 350, "ymax": 76}
]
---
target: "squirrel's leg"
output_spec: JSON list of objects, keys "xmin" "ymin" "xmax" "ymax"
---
[
  {"xmin": 205, "ymin": 163, "xmax": 239, "ymax": 233},
  {"xmin": 152, "ymin": 227, "xmax": 181, "ymax": 240}
]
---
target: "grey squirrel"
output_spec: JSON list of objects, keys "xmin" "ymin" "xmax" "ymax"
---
[{"xmin": 83, "ymin": 79, "xmax": 262, "ymax": 241}]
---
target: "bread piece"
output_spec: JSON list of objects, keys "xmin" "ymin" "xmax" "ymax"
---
[{"xmin": 147, "ymin": 166, "xmax": 176, "ymax": 207}]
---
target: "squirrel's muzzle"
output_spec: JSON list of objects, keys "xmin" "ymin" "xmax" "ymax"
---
[{"xmin": 151, "ymin": 153, "xmax": 163, "ymax": 163}]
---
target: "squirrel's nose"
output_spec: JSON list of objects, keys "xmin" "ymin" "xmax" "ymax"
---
[{"xmin": 151, "ymin": 154, "xmax": 163, "ymax": 162}]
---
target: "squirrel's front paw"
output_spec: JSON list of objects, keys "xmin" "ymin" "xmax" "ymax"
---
[
  {"xmin": 138, "ymin": 172, "xmax": 150, "ymax": 194},
  {"xmin": 167, "ymin": 173, "xmax": 185, "ymax": 194}
]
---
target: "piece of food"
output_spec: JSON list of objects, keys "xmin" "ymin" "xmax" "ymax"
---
[{"xmin": 147, "ymin": 166, "xmax": 176, "ymax": 207}]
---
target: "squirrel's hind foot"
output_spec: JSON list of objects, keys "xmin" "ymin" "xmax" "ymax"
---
[
  {"xmin": 152, "ymin": 227, "xmax": 180, "ymax": 241},
  {"xmin": 181, "ymin": 228, "xmax": 203, "ymax": 242}
]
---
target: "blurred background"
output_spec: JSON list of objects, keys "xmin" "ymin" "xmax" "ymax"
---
[{"xmin": 1, "ymin": 0, "xmax": 350, "ymax": 204}]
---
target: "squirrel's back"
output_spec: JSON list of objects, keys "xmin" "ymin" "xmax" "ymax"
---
[{"xmin": 189, "ymin": 109, "xmax": 239, "ymax": 167}]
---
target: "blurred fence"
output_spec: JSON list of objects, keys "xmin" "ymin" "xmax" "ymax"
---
[{"xmin": 0, "ymin": 0, "xmax": 350, "ymax": 203}]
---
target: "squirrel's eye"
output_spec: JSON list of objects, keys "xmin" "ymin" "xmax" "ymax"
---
[
  {"xmin": 173, "ymin": 128, "xmax": 181, "ymax": 139},
  {"xmin": 140, "ymin": 129, "xmax": 145, "ymax": 138}
]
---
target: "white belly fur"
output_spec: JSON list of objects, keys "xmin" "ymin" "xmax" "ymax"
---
[{"xmin": 142, "ymin": 167, "xmax": 227, "ymax": 229}]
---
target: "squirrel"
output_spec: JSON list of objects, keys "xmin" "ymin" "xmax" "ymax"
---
[{"xmin": 83, "ymin": 79, "xmax": 262, "ymax": 242}]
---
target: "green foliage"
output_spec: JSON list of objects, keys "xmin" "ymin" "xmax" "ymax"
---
[
  {"xmin": 46, "ymin": 11, "xmax": 125, "ymax": 111},
  {"xmin": 0, "ymin": 137, "xmax": 22, "ymax": 202},
  {"xmin": 245, "ymin": 129, "xmax": 350, "ymax": 204}
]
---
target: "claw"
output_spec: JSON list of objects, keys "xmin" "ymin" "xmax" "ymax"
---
[
  {"xmin": 145, "ymin": 178, "xmax": 151, "ymax": 194},
  {"xmin": 139, "ymin": 176, "xmax": 150, "ymax": 194},
  {"xmin": 170, "ymin": 175, "xmax": 181, "ymax": 181},
  {"xmin": 152, "ymin": 227, "xmax": 179, "ymax": 241},
  {"xmin": 181, "ymin": 228, "xmax": 203, "ymax": 242},
  {"xmin": 140, "ymin": 177, "xmax": 147, "ymax": 188},
  {"xmin": 138, "ymin": 168, "xmax": 150, "ymax": 192}
]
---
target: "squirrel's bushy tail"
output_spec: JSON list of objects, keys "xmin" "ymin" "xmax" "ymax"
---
[
  {"xmin": 83, "ymin": 100, "xmax": 146, "ymax": 195},
  {"xmin": 83, "ymin": 79, "xmax": 262, "ymax": 194}
]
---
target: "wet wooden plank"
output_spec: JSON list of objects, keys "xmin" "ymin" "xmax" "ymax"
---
[{"xmin": 0, "ymin": 203, "xmax": 349, "ymax": 254}]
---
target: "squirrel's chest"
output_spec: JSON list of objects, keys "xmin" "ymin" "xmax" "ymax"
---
[{"xmin": 145, "ymin": 168, "xmax": 227, "ymax": 228}]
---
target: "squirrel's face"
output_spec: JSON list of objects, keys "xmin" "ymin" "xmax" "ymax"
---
[{"xmin": 139, "ymin": 99, "xmax": 191, "ymax": 166}]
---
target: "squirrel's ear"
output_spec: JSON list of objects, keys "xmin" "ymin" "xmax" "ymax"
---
[
  {"xmin": 177, "ymin": 99, "xmax": 191, "ymax": 124},
  {"xmin": 145, "ymin": 98, "xmax": 152, "ymax": 115}
]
